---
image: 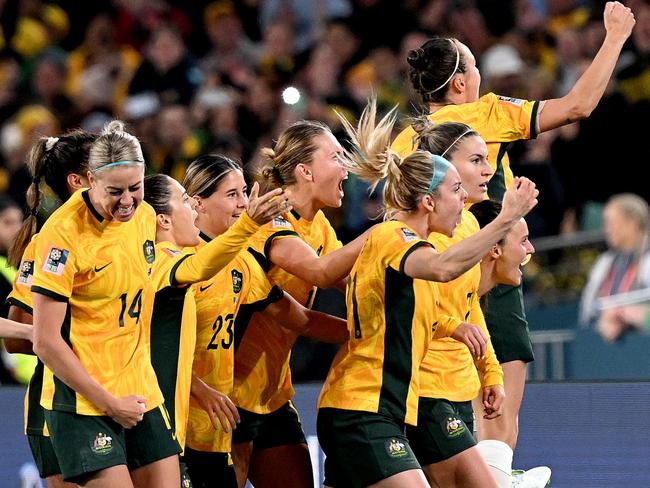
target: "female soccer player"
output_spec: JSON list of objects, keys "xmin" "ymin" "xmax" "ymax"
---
[
  {"xmin": 404, "ymin": 120, "xmax": 504, "ymax": 488},
  {"xmin": 391, "ymin": 0, "xmax": 636, "ymax": 476},
  {"xmin": 143, "ymin": 171, "xmax": 289, "ymax": 486},
  {"xmin": 31, "ymin": 120, "xmax": 178, "ymax": 487},
  {"xmin": 6, "ymin": 130, "xmax": 97, "ymax": 488},
  {"xmin": 230, "ymin": 120, "xmax": 372, "ymax": 488},
  {"xmin": 181, "ymin": 154, "xmax": 347, "ymax": 488},
  {"xmin": 316, "ymin": 99, "xmax": 537, "ymax": 488}
]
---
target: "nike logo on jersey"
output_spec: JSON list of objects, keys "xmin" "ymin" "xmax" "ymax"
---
[
  {"xmin": 199, "ymin": 283, "xmax": 213, "ymax": 292},
  {"xmin": 94, "ymin": 262, "xmax": 112, "ymax": 272}
]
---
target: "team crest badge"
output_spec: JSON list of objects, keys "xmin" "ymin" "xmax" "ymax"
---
[
  {"xmin": 271, "ymin": 215, "xmax": 292, "ymax": 229},
  {"xmin": 232, "ymin": 269, "xmax": 243, "ymax": 293},
  {"xmin": 398, "ymin": 227, "xmax": 418, "ymax": 242},
  {"xmin": 143, "ymin": 240, "xmax": 155, "ymax": 264},
  {"xmin": 386, "ymin": 438, "xmax": 408, "ymax": 458},
  {"xmin": 17, "ymin": 260, "xmax": 34, "ymax": 285},
  {"xmin": 43, "ymin": 247, "xmax": 69, "ymax": 275},
  {"xmin": 445, "ymin": 416, "xmax": 465, "ymax": 438},
  {"xmin": 91, "ymin": 432, "xmax": 113, "ymax": 455}
]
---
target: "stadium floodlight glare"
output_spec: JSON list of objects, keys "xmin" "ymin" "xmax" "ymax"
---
[{"xmin": 282, "ymin": 86, "xmax": 301, "ymax": 105}]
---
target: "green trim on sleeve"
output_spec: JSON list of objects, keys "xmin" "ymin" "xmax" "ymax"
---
[
  {"xmin": 30, "ymin": 285, "xmax": 69, "ymax": 302},
  {"xmin": 399, "ymin": 241, "xmax": 433, "ymax": 275},
  {"xmin": 530, "ymin": 100, "xmax": 540, "ymax": 139},
  {"xmin": 169, "ymin": 253, "xmax": 193, "ymax": 287},
  {"xmin": 263, "ymin": 230, "xmax": 300, "ymax": 259},
  {"xmin": 6, "ymin": 296, "xmax": 33, "ymax": 315}
]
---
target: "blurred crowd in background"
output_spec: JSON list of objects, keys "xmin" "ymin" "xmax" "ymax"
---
[{"xmin": 0, "ymin": 0, "xmax": 649, "ymax": 382}]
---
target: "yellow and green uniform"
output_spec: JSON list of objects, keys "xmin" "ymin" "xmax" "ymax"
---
[
  {"xmin": 421, "ymin": 209, "xmax": 503, "ymax": 402},
  {"xmin": 318, "ymin": 221, "xmax": 459, "ymax": 426},
  {"xmin": 146, "ymin": 211, "xmax": 263, "ymax": 452},
  {"xmin": 186, "ymin": 235, "xmax": 282, "ymax": 454},
  {"xmin": 31, "ymin": 189, "xmax": 163, "ymax": 415},
  {"xmin": 392, "ymin": 92, "xmax": 539, "ymax": 201},
  {"xmin": 148, "ymin": 242, "xmax": 197, "ymax": 452},
  {"xmin": 233, "ymin": 210, "xmax": 341, "ymax": 414}
]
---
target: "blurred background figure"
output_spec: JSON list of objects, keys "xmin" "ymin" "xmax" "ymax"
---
[
  {"xmin": 0, "ymin": 194, "xmax": 22, "ymax": 384},
  {"xmin": 579, "ymin": 193, "xmax": 650, "ymax": 341}
]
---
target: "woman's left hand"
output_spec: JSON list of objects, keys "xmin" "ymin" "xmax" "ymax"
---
[{"xmin": 246, "ymin": 182, "xmax": 292, "ymax": 225}]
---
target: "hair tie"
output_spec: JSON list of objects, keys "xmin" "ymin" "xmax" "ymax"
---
[
  {"xmin": 428, "ymin": 39, "xmax": 460, "ymax": 95},
  {"xmin": 92, "ymin": 159, "xmax": 145, "ymax": 173},
  {"xmin": 30, "ymin": 207, "xmax": 39, "ymax": 216},
  {"xmin": 45, "ymin": 137, "xmax": 59, "ymax": 152},
  {"xmin": 440, "ymin": 129, "xmax": 474, "ymax": 158},
  {"xmin": 427, "ymin": 155, "xmax": 452, "ymax": 193}
]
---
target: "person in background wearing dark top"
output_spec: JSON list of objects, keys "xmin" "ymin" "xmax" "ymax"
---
[
  {"xmin": 129, "ymin": 23, "xmax": 201, "ymax": 106},
  {"xmin": 0, "ymin": 194, "xmax": 22, "ymax": 383}
]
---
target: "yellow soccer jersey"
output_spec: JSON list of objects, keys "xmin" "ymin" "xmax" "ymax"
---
[
  {"xmin": 318, "ymin": 221, "xmax": 458, "ymax": 426},
  {"xmin": 233, "ymin": 210, "xmax": 341, "ymax": 414},
  {"xmin": 391, "ymin": 92, "xmax": 540, "ymax": 201},
  {"xmin": 186, "ymin": 244, "xmax": 282, "ymax": 453},
  {"xmin": 149, "ymin": 241, "xmax": 198, "ymax": 451},
  {"xmin": 421, "ymin": 209, "xmax": 503, "ymax": 402},
  {"xmin": 31, "ymin": 189, "xmax": 163, "ymax": 416},
  {"xmin": 6, "ymin": 238, "xmax": 50, "ymax": 436}
]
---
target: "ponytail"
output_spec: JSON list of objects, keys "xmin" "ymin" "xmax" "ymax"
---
[{"xmin": 8, "ymin": 138, "xmax": 49, "ymax": 266}]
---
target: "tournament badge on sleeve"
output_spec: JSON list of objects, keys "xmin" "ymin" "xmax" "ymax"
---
[
  {"xmin": 17, "ymin": 260, "xmax": 35, "ymax": 285},
  {"xmin": 43, "ymin": 247, "xmax": 69, "ymax": 276}
]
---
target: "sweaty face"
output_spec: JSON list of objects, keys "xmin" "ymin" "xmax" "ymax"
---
[
  {"xmin": 89, "ymin": 165, "xmax": 144, "ymax": 222},
  {"xmin": 427, "ymin": 164, "xmax": 468, "ymax": 237},
  {"xmin": 307, "ymin": 132, "xmax": 348, "ymax": 209},
  {"xmin": 494, "ymin": 219, "xmax": 534, "ymax": 286},
  {"xmin": 447, "ymin": 135, "xmax": 492, "ymax": 204},
  {"xmin": 166, "ymin": 178, "xmax": 199, "ymax": 248},
  {"xmin": 197, "ymin": 170, "xmax": 248, "ymax": 238}
]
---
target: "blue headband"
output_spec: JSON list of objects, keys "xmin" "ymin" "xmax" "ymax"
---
[
  {"xmin": 92, "ymin": 160, "xmax": 144, "ymax": 173},
  {"xmin": 427, "ymin": 155, "xmax": 451, "ymax": 193}
]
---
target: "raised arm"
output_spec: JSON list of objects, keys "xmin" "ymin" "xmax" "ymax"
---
[
  {"xmin": 267, "ymin": 226, "xmax": 374, "ymax": 289},
  {"xmin": 404, "ymin": 178, "xmax": 538, "ymax": 282},
  {"xmin": 538, "ymin": 1, "xmax": 635, "ymax": 132},
  {"xmin": 32, "ymin": 294, "xmax": 146, "ymax": 428},
  {"xmin": 174, "ymin": 185, "xmax": 290, "ymax": 286}
]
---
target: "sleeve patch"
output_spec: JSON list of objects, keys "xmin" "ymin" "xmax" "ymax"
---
[
  {"xmin": 42, "ymin": 247, "xmax": 69, "ymax": 276},
  {"xmin": 271, "ymin": 215, "xmax": 292, "ymax": 229},
  {"xmin": 397, "ymin": 228, "xmax": 419, "ymax": 242},
  {"xmin": 163, "ymin": 247, "xmax": 181, "ymax": 257},
  {"xmin": 497, "ymin": 96, "xmax": 524, "ymax": 106},
  {"xmin": 17, "ymin": 260, "xmax": 34, "ymax": 286}
]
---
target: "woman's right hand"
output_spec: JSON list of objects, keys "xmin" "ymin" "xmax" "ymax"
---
[
  {"xmin": 500, "ymin": 177, "xmax": 538, "ymax": 222},
  {"xmin": 105, "ymin": 395, "xmax": 146, "ymax": 429},
  {"xmin": 451, "ymin": 322, "xmax": 487, "ymax": 358},
  {"xmin": 604, "ymin": 1, "xmax": 635, "ymax": 44},
  {"xmin": 191, "ymin": 377, "xmax": 240, "ymax": 433},
  {"xmin": 246, "ymin": 182, "xmax": 292, "ymax": 225}
]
